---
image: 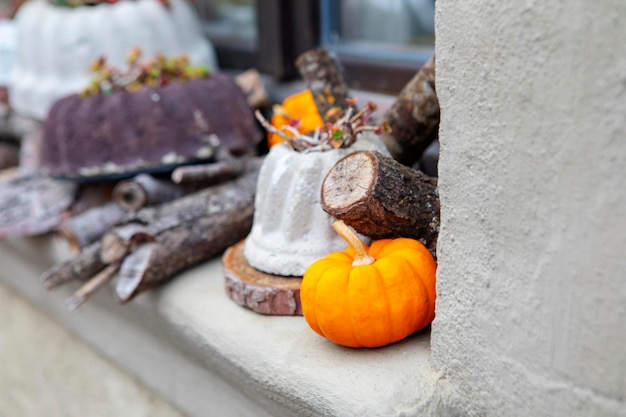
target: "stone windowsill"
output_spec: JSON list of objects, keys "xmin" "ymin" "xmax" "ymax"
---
[{"xmin": 0, "ymin": 236, "xmax": 451, "ymax": 417}]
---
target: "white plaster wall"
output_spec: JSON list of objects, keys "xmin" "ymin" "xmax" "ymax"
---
[{"xmin": 432, "ymin": 1, "xmax": 626, "ymax": 416}]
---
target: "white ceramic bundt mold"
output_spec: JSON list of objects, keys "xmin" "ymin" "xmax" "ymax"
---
[
  {"xmin": 9, "ymin": 0, "xmax": 217, "ymax": 120},
  {"xmin": 244, "ymin": 132, "xmax": 391, "ymax": 277}
]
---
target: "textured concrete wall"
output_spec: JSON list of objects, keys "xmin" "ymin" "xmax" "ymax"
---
[{"xmin": 432, "ymin": 1, "xmax": 626, "ymax": 416}]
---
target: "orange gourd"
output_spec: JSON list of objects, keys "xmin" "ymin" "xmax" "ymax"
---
[
  {"xmin": 301, "ymin": 221, "xmax": 436, "ymax": 348},
  {"xmin": 268, "ymin": 90, "xmax": 324, "ymax": 147}
]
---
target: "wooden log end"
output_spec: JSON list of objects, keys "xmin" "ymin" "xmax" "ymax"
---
[
  {"xmin": 113, "ymin": 180, "xmax": 148, "ymax": 211},
  {"xmin": 321, "ymin": 151, "xmax": 377, "ymax": 214},
  {"xmin": 113, "ymin": 174, "xmax": 185, "ymax": 210},
  {"xmin": 223, "ymin": 241, "xmax": 303, "ymax": 316},
  {"xmin": 115, "ymin": 243, "xmax": 158, "ymax": 303},
  {"xmin": 100, "ymin": 224, "xmax": 155, "ymax": 264}
]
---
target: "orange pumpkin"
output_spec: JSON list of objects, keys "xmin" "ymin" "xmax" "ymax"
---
[
  {"xmin": 301, "ymin": 221, "xmax": 436, "ymax": 348},
  {"xmin": 268, "ymin": 89, "xmax": 324, "ymax": 147}
]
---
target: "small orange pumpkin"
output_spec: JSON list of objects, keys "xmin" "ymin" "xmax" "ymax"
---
[
  {"xmin": 301, "ymin": 221, "xmax": 436, "ymax": 348},
  {"xmin": 268, "ymin": 89, "xmax": 324, "ymax": 147}
]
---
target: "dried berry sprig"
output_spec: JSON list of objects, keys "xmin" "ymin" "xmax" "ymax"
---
[
  {"xmin": 81, "ymin": 48, "xmax": 208, "ymax": 97},
  {"xmin": 256, "ymin": 98, "xmax": 390, "ymax": 152}
]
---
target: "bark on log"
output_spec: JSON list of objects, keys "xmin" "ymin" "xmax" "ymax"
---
[
  {"xmin": 113, "ymin": 174, "xmax": 185, "ymax": 211},
  {"xmin": 321, "ymin": 151, "xmax": 439, "ymax": 257},
  {"xmin": 41, "ymin": 157, "xmax": 263, "ymax": 306},
  {"xmin": 0, "ymin": 174, "xmax": 77, "ymax": 239},
  {"xmin": 100, "ymin": 223, "xmax": 157, "ymax": 264},
  {"xmin": 41, "ymin": 242, "xmax": 105, "ymax": 290},
  {"xmin": 382, "ymin": 54, "xmax": 440, "ymax": 166},
  {"xmin": 171, "ymin": 144, "xmax": 245, "ymax": 185},
  {"xmin": 171, "ymin": 162, "xmax": 240, "ymax": 184},
  {"xmin": 296, "ymin": 48, "xmax": 351, "ymax": 117},
  {"xmin": 58, "ymin": 203, "xmax": 127, "ymax": 253}
]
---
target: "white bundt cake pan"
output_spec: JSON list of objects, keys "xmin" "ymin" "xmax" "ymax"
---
[
  {"xmin": 244, "ymin": 132, "xmax": 391, "ymax": 277},
  {"xmin": 9, "ymin": 0, "xmax": 218, "ymax": 120}
]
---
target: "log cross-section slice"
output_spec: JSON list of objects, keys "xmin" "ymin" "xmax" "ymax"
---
[
  {"xmin": 321, "ymin": 150, "xmax": 439, "ymax": 257},
  {"xmin": 223, "ymin": 241, "xmax": 303, "ymax": 316}
]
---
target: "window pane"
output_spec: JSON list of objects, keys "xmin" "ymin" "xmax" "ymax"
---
[
  {"xmin": 321, "ymin": 0, "xmax": 434, "ymax": 62},
  {"xmin": 194, "ymin": 0, "xmax": 257, "ymax": 47}
]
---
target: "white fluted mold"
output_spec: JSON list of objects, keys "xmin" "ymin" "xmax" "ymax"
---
[
  {"xmin": 244, "ymin": 132, "xmax": 390, "ymax": 277},
  {"xmin": 9, "ymin": 0, "xmax": 217, "ymax": 120}
]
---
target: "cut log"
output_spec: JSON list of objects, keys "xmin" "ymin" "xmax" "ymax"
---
[
  {"xmin": 0, "ymin": 174, "xmax": 77, "ymax": 239},
  {"xmin": 41, "ymin": 241, "xmax": 105, "ymax": 290},
  {"xmin": 113, "ymin": 174, "xmax": 185, "ymax": 211},
  {"xmin": 58, "ymin": 203, "xmax": 127, "ymax": 253},
  {"xmin": 100, "ymin": 223, "xmax": 157, "ymax": 264},
  {"xmin": 295, "ymin": 48, "xmax": 351, "ymax": 117},
  {"xmin": 171, "ymin": 144, "xmax": 245, "ymax": 185},
  {"xmin": 223, "ymin": 240, "xmax": 303, "ymax": 316},
  {"xmin": 321, "ymin": 150, "xmax": 439, "ymax": 257},
  {"xmin": 41, "ymin": 157, "xmax": 264, "ymax": 306},
  {"xmin": 382, "ymin": 54, "xmax": 440, "ymax": 166},
  {"xmin": 235, "ymin": 69, "xmax": 270, "ymax": 109},
  {"xmin": 171, "ymin": 161, "xmax": 239, "ymax": 184}
]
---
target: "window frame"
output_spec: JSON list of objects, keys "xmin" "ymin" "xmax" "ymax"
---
[{"xmin": 200, "ymin": 0, "xmax": 433, "ymax": 94}]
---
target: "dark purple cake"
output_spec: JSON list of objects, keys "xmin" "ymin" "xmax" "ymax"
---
[{"xmin": 42, "ymin": 72, "xmax": 261, "ymax": 178}]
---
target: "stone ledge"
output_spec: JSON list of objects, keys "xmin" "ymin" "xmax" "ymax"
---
[{"xmin": 0, "ymin": 236, "xmax": 453, "ymax": 417}]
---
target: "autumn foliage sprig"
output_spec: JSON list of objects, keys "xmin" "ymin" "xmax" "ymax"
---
[
  {"xmin": 81, "ymin": 48, "xmax": 209, "ymax": 97},
  {"xmin": 256, "ymin": 98, "xmax": 390, "ymax": 152}
]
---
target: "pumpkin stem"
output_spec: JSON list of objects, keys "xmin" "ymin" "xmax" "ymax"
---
[{"xmin": 332, "ymin": 220, "xmax": 375, "ymax": 266}]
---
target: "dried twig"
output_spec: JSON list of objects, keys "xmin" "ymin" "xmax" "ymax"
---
[{"xmin": 255, "ymin": 101, "xmax": 388, "ymax": 153}]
